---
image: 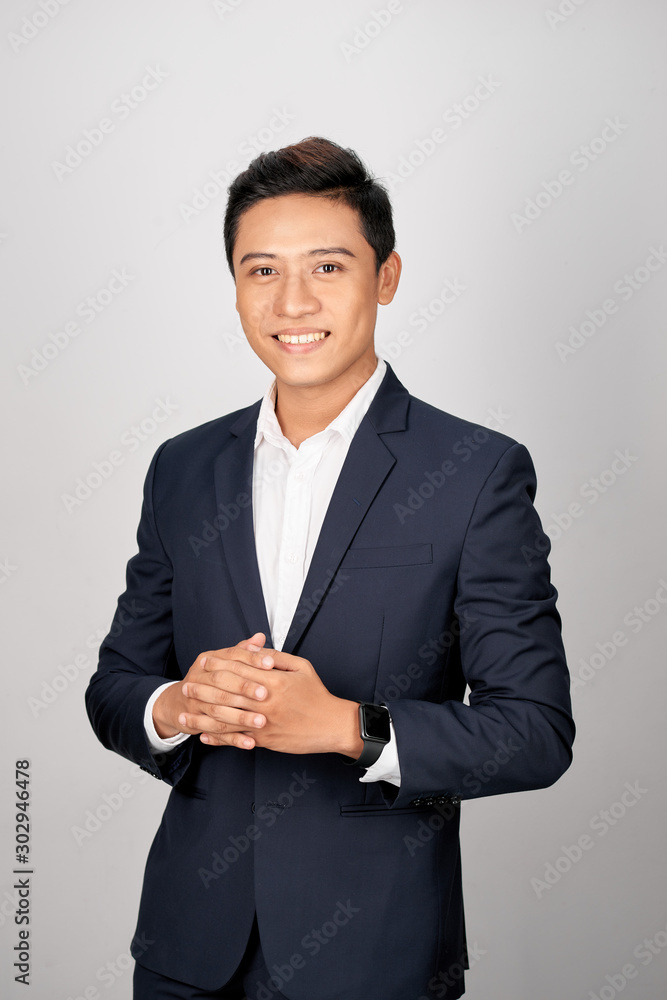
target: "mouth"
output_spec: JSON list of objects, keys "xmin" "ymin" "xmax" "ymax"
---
[
  {"xmin": 271, "ymin": 329, "xmax": 331, "ymax": 353},
  {"xmin": 273, "ymin": 330, "xmax": 330, "ymax": 345}
]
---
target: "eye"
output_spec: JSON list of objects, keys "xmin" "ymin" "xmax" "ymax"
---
[
  {"xmin": 315, "ymin": 263, "xmax": 340, "ymax": 273},
  {"xmin": 252, "ymin": 266, "xmax": 277, "ymax": 276}
]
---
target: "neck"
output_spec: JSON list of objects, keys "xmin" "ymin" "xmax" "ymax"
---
[{"xmin": 274, "ymin": 356, "xmax": 378, "ymax": 448}]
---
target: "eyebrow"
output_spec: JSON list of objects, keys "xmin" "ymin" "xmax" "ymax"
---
[{"xmin": 238, "ymin": 247, "xmax": 357, "ymax": 266}]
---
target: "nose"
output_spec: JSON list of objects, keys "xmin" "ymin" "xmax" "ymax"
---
[{"xmin": 273, "ymin": 273, "xmax": 320, "ymax": 318}]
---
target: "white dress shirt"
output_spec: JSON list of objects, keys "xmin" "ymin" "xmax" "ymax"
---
[{"xmin": 144, "ymin": 356, "xmax": 401, "ymax": 787}]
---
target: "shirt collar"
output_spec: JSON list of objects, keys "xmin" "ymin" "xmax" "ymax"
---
[{"xmin": 254, "ymin": 357, "xmax": 387, "ymax": 452}]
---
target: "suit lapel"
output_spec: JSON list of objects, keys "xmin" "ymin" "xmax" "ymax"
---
[
  {"xmin": 284, "ymin": 364, "xmax": 409, "ymax": 653},
  {"xmin": 213, "ymin": 401, "xmax": 274, "ymax": 647}
]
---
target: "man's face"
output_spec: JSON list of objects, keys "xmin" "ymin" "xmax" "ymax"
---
[{"xmin": 233, "ymin": 193, "xmax": 400, "ymax": 393}]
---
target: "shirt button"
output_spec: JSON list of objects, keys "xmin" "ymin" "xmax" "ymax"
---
[
  {"xmin": 295, "ymin": 472, "xmax": 305, "ymax": 482},
  {"xmin": 286, "ymin": 552, "xmax": 298, "ymax": 563}
]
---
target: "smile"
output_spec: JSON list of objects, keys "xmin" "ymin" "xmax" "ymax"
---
[{"xmin": 275, "ymin": 331, "xmax": 330, "ymax": 344}]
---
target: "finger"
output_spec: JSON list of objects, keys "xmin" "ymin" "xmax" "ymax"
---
[
  {"xmin": 201, "ymin": 732, "xmax": 256, "ymax": 749},
  {"xmin": 207, "ymin": 637, "xmax": 269, "ymax": 662},
  {"xmin": 183, "ymin": 679, "xmax": 267, "ymax": 704},
  {"xmin": 200, "ymin": 652, "xmax": 274, "ymax": 673},
  {"xmin": 177, "ymin": 709, "xmax": 266, "ymax": 733},
  {"xmin": 202, "ymin": 652, "xmax": 275, "ymax": 677},
  {"xmin": 181, "ymin": 696, "xmax": 265, "ymax": 726},
  {"xmin": 236, "ymin": 632, "xmax": 266, "ymax": 653}
]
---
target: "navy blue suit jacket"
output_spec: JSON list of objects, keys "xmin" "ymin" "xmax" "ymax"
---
[{"xmin": 85, "ymin": 363, "xmax": 574, "ymax": 999}]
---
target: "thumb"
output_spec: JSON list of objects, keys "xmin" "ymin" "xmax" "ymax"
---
[
  {"xmin": 238, "ymin": 631, "xmax": 266, "ymax": 653},
  {"xmin": 269, "ymin": 650, "xmax": 306, "ymax": 672}
]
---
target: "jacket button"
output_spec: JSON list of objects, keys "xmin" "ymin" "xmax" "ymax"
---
[
  {"xmin": 412, "ymin": 798, "xmax": 423, "ymax": 807},
  {"xmin": 251, "ymin": 802, "xmax": 255, "ymax": 814}
]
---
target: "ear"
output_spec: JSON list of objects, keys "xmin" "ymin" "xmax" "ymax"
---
[{"xmin": 377, "ymin": 251, "xmax": 402, "ymax": 305}]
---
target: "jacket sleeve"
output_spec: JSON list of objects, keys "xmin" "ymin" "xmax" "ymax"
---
[
  {"xmin": 85, "ymin": 441, "xmax": 195, "ymax": 786},
  {"xmin": 386, "ymin": 442, "xmax": 575, "ymax": 808}
]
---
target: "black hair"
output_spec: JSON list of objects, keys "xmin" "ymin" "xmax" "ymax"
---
[{"xmin": 223, "ymin": 136, "xmax": 395, "ymax": 276}]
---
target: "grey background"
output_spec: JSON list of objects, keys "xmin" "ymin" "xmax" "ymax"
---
[{"xmin": 1, "ymin": 1, "xmax": 666, "ymax": 997}]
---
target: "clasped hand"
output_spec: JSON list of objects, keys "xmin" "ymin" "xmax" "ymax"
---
[{"xmin": 152, "ymin": 633, "xmax": 361, "ymax": 757}]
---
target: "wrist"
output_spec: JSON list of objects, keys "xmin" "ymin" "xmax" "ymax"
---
[
  {"xmin": 332, "ymin": 699, "xmax": 364, "ymax": 758},
  {"xmin": 153, "ymin": 685, "xmax": 182, "ymax": 739}
]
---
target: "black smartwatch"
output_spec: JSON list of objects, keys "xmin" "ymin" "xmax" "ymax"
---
[{"xmin": 343, "ymin": 703, "xmax": 391, "ymax": 768}]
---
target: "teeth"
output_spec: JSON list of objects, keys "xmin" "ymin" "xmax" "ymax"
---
[{"xmin": 277, "ymin": 331, "xmax": 328, "ymax": 344}]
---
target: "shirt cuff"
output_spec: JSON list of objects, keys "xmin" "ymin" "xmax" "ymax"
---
[
  {"xmin": 359, "ymin": 720, "xmax": 401, "ymax": 787},
  {"xmin": 144, "ymin": 681, "xmax": 191, "ymax": 754}
]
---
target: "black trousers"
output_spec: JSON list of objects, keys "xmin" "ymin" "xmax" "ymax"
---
[{"xmin": 133, "ymin": 918, "xmax": 291, "ymax": 999}]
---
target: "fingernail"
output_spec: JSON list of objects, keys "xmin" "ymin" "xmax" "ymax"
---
[
  {"xmin": 254, "ymin": 715, "xmax": 264, "ymax": 727},
  {"xmin": 255, "ymin": 686, "xmax": 266, "ymax": 699},
  {"xmin": 247, "ymin": 644, "xmax": 261, "ymax": 652},
  {"xmin": 182, "ymin": 684, "xmax": 189, "ymax": 696},
  {"xmin": 261, "ymin": 655, "xmax": 273, "ymax": 667},
  {"xmin": 243, "ymin": 738, "xmax": 254, "ymax": 749},
  {"xmin": 201, "ymin": 735, "xmax": 209, "ymax": 744},
  {"xmin": 178, "ymin": 714, "xmax": 187, "ymax": 727},
  {"xmin": 200, "ymin": 656, "xmax": 207, "ymax": 667}
]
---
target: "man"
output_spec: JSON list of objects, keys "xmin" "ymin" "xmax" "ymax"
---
[{"xmin": 86, "ymin": 137, "xmax": 574, "ymax": 1000}]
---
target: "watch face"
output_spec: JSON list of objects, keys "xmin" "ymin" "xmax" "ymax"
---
[{"xmin": 361, "ymin": 704, "xmax": 390, "ymax": 742}]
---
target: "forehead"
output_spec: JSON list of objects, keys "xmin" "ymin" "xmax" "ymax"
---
[{"xmin": 233, "ymin": 193, "xmax": 367, "ymax": 256}]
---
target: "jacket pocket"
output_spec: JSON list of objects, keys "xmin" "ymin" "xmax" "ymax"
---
[
  {"xmin": 340, "ymin": 543, "xmax": 432, "ymax": 570},
  {"xmin": 340, "ymin": 803, "xmax": 429, "ymax": 817}
]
